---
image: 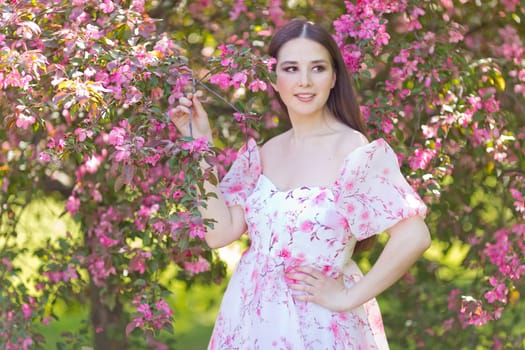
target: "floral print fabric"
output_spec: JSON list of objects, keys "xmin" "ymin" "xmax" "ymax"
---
[{"xmin": 209, "ymin": 138, "xmax": 427, "ymax": 350}]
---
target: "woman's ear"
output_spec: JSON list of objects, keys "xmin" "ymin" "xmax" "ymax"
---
[{"xmin": 331, "ymin": 73, "xmax": 336, "ymax": 89}]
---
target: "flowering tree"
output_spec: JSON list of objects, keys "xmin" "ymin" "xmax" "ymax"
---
[{"xmin": 1, "ymin": 0, "xmax": 523, "ymax": 349}]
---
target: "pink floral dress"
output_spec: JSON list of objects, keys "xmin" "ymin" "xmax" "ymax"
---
[{"xmin": 208, "ymin": 138, "xmax": 427, "ymax": 350}]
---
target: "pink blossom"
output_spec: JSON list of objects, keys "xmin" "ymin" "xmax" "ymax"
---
[
  {"xmin": 459, "ymin": 295, "xmax": 491, "ymax": 326},
  {"xmin": 189, "ymin": 224, "xmax": 205, "ymax": 239},
  {"xmin": 138, "ymin": 204, "xmax": 157, "ymax": 217},
  {"xmin": 407, "ymin": 7, "xmax": 425, "ymax": 31},
  {"xmin": 484, "ymin": 277, "xmax": 508, "ymax": 304},
  {"xmin": 99, "ymin": 234, "xmax": 119, "ymax": 247},
  {"xmin": 114, "ymin": 145, "xmax": 131, "ymax": 162},
  {"xmin": 514, "ymin": 84, "xmax": 525, "ymax": 98},
  {"xmin": 393, "ymin": 49, "xmax": 410, "ymax": 64},
  {"xmin": 21, "ymin": 303, "xmax": 31, "ymax": 320},
  {"xmin": 221, "ymin": 57, "xmax": 233, "ymax": 67},
  {"xmin": 129, "ymin": 252, "xmax": 151, "ymax": 274},
  {"xmin": 2, "ymin": 258, "xmax": 13, "ymax": 270},
  {"xmin": 229, "ymin": 0, "xmax": 247, "ymax": 20},
  {"xmin": 16, "ymin": 113, "xmax": 36, "ymax": 129},
  {"xmin": 231, "ymin": 71, "xmax": 248, "ymax": 88},
  {"xmin": 126, "ymin": 86, "xmax": 143, "ymax": 105},
  {"xmin": 484, "ymin": 225, "xmax": 525, "ymax": 280},
  {"xmin": 374, "ymin": 30, "xmax": 390, "ymax": 51},
  {"xmin": 482, "ymin": 95, "xmax": 500, "ymax": 113},
  {"xmin": 447, "ymin": 289, "xmax": 461, "ymax": 310},
  {"xmin": 85, "ymin": 155, "xmax": 101, "ymax": 173},
  {"xmin": 218, "ymin": 43, "xmax": 235, "ymax": 57},
  {"xmin": 510, "ymin": 188, "xmax": 524, "ymax": 215},
  {"xmin": 151, "ymin": 220, "xmax": 166, "ymax": 233},
  {"xmin": 100, "ymin": 0, "xmax": 115, "ymax": 14},
  {"xmin": 89, "ymin": 257, "xmax": 116, "ymax": 287},
  {"xmin": 91, "ymin": 188, "xmax": 102, "ymax": 202},
  {"xmin": 62, "ymin": 265, "xmax": 79, "ymax": 282},
  {"xmin": 340, "ymin": 44, "xmax": 362, "ymax": 73},
  {"xmin": 112, "ymin": 64, "xmax": 134, "ymax": 86},
  {"xmin": 65, "ymin": 195, "xmax": 80, "ymax": 215},
  {"xmin": 133, "ymin": 136, "xmax": 145, "ymax": 150},
  {"xmin": 145, "ymin": 153, "xmax": 161, "ymax": 166},
  {"xmin": 20, "ymin": 336, "xmax": 33, "ymax": 350},
  {"xmin": 135, "ymin": 218, "xmax": 146, "ymax": 231},
  {"xmin": 448, "ymin": 29, "xmax": 464, "ymax": 43},
  {"xmin": 500, "ymin": 0, "xmax": 519, "ymax": 12},
  {"xmin": 408, "ymin": 147, "xmax": 436, "ymax": 170},
  {"xmin": 268, "ymin": 0, "xmax": 285, "ymax": 26},
  {"xmin": 209, "ymin": 72, "xmax": 231, "ymax": 89},
  {"xmin": 183, "ymin": 257, "xmax": 210, "ymax": 275},
  {"xmin": 43, "ymin": 271, "xmax": 62, "ymax": 284},
  {"xmin": 108, "ymin": 127, "xmax": 127, "ymax": 146},
  {"xmin": 74, "ymin": 128, "xmax": 94, "ymax": 142},
  {"xmin": 233, "ymin": 112, "xmax": 246, "ymax": 122},
  {"xmin": 181, "ymin": 137, "xmax": 210, "ymax": 153},
  {"xmin": 138, "ymin": 303, "xmax": 152, "ymax": 318},
  {"xmin": 39, "ymin": 152, "xmax": 51, "ymax": 162},
  {"xmin": 155, "ymin": 299, "xmax": 172, "ymax": 315},
  {"xmin": 421, "ymin": 124, "xmax": 438, "ymax": 139},
  {"xmin": 262, "ymin": 57, "xmax": 277, "ymax": 71},
  {"xmin": 248, "ymin": 79, "xmax": 267, "ymax": 92},
  {"xmin": 381, "ymin": 119, "xmax": 394, "ymax": 134}
]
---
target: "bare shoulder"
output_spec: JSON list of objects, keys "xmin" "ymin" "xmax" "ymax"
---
[
  {"xmin": 336, "ymin": 127, "xmax": 369, "ymax": 156},
  {"xmin": 259, "ymin": 130, "xmax": 290, "ymax": 158}
]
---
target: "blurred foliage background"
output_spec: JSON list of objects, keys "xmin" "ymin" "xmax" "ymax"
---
[{"xmin": 1, "ymin": 0, "xmax": 524, "ymax": 349}]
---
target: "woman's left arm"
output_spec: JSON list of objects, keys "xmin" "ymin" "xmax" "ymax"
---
[{"xmin": 286, "ymin": 216, "xmax": 431, "ymax": 312}]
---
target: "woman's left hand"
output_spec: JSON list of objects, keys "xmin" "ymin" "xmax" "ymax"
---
[{"xmin": 285, "ymin": 266, "xmax": 350, "ymax": 312}]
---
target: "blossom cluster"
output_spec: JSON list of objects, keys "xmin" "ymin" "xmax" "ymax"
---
[{"xmin": 333, "ymin": 0, "xmax": 408, "ymax": 72}]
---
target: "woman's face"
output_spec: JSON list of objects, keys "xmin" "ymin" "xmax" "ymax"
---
[{"xmin": 272, "ymin": 37, "xmax": 336, "ymax": 118}]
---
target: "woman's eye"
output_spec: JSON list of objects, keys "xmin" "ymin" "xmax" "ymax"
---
[
  {"xmin": 283, "ymin": 66, "xmax": 297, "ymax": 72},
  {"xmin": 313, "ymin": 65, "xmax": 326, "ymax": 72}
]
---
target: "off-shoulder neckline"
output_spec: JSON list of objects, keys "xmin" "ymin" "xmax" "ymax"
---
[{"xmin": 245, "ymin": 137, "xmax": 387, "ymax": 193}]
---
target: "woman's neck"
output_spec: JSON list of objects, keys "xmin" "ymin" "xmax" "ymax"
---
[{"xmin": 287, "ymin": 109, "xmax": 340, "ymax": 143}]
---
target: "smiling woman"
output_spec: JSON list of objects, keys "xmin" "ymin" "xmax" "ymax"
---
[
  {"xmin": 271, "ymin": 38, "xmax": 336, "ymax": 119},
  {"xmin": 170, "ymin": 19, "xmax": 431, "ymax": 350}
]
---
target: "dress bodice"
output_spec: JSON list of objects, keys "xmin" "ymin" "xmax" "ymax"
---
[{"xmin": 245, "ymin": 174, "xmax": 356, "ymax": 278}]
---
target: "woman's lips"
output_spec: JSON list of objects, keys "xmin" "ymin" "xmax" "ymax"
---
[{"xmin": 294, "ymin": 93, "xmax": 315, "ymax": 102}]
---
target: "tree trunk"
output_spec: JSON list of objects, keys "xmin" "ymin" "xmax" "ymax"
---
[{"xmin": 90, "ymin": 282, "xmax": 127, "ymax": 350}]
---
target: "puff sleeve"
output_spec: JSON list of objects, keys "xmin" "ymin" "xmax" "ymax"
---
[
  {"xmin": 218, "ymin": 138, "xmax": 262, "ymax": 208},
  {"xmin": 334, "ymin": 138, "xmax": 427, "ymax": 241}
]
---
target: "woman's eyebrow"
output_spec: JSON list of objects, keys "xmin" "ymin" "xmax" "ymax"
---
[{"xmin": 278, "ymin": 59, "xmax": 329, "ymax": 66}]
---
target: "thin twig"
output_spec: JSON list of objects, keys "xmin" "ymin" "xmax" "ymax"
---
[{"xmin": 193, "ymin": 78, "xmax": 244, "ymax": 115}]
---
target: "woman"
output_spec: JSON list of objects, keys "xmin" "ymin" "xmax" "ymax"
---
[{"xmin": 171, "ymin": 19, "xmax": 431, "ymax": 350}]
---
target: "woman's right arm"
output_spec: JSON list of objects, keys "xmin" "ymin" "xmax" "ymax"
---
[{"xmin": 170, "ymin": 93, "xmax": 247, "ymax": 248}]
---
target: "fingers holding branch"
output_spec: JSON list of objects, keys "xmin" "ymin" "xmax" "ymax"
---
[{"xmin": 170, "ymin": 91, "xmax": 212, "ymax": 140}]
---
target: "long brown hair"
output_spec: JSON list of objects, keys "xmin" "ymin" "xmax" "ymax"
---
[{"xmin": 268, "ymin": 19, "xmax": 375, "ymax": 254}]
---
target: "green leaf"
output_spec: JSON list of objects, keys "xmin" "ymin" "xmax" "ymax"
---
[{"xmin": 56, "ymin": 342, "xmax": 67, "ymax": 350}]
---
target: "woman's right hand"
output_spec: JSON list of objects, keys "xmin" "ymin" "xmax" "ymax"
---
[{"xmin": 170, "ymin": 91, "xmax": 213, "ymax": 141}]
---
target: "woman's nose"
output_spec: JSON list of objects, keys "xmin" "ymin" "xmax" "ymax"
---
[{"xmin": 298, "ymin": 71, "xmax": 312, "ymax": 87}]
